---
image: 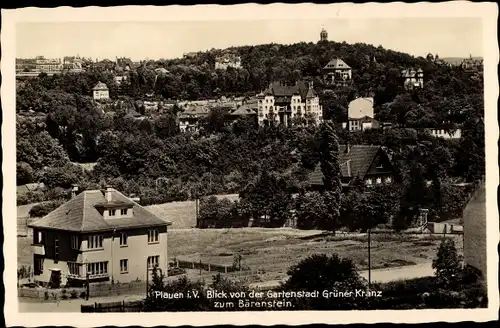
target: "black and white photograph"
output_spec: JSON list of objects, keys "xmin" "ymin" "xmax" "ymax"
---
[{"xmin": 2, "ymin": 2, "xmax": 499, "ymax": 326}]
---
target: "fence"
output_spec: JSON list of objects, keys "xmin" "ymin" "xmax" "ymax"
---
[
  {"xmin": 18, "ymin": 287, "xmax": 86, "ymax": 300},
  {"xmin": 89, "ymin": 281, "xmax": 146, "ymax": 298},
  {"xmin": 81, "ymin": 300, "xmax": 144, "ymax": 313},
  {"xmin": 174, "ymin": 259, "xmax": 239, "ymax": 274}
]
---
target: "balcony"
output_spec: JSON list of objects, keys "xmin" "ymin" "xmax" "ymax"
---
[
  {"xmin": 88, "ymin": 273, "xmax": 109, "ymax": 279},
  {"xmin": 31, "ymin": 244, "xmax": 45, "ymax": 256}
]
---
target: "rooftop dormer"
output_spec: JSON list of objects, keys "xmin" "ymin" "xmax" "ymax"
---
[{"xmin": 94, "ymin": 186, "xmax": 135, "ymax": 219}]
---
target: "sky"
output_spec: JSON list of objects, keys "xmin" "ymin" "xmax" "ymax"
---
[{"xmin": 16, "ymin": 18, "xmax": 483, "ymax": 61}]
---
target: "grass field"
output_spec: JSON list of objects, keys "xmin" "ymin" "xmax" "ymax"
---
[
  {"xmin": 17, "ymin": 227, "xmax": 463, "ymax": 284},
  {"xmin": 167, "ymin": 228, "xmax": 463, "ymax": 284}
]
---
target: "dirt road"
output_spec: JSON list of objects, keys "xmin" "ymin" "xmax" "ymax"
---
[{"xmin": 359, "ymin": 262, "xmax": 434, "ymax": 283}]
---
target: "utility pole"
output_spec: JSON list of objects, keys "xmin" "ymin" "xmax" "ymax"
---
[{"xmin": 368, "ymin": 227, "xmax": 371, "ymax": 289}]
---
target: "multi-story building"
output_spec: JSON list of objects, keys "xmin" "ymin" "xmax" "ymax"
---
[
  {"xmin": 215, "ymin": 54, "xmax": 242, "ymax": 70},
  {"xmin": 401, "ymin": 68, "xmax": 424, "ymax": 90},
  {"xmin": 35, "ymin": 56, "xmax": 63, "ymax": 72},
  {"xmin": 256, "ymin": 81, "xmax": 323, "ymax": 127},
  {"xmin": 342, "ymin": 97, "xmax": 379, "ymax": 132},
  {"xmin": 323, "ymin": 58, "xmax": 352, "ymax": 85},
  {"xmin": 28, "ymin": 186, "xmax": 171, "ymax": 286},
  {"xmin": 460, "ymin": 55, "xmax": 483, "ymax": 72},
  {"xmin": 93, "ymin": 81, "xmax": 110, "ymax": 100},
  {"xmin": 16, "ymin": 58, "xmax": 37, "ymax": 72},
  {"xmin": 63, "ymin": 56, "xmax": 84, "ymax": 72},
  {"xmin": 178, "ymin": 105, "xmax": 210, "ymax": 132}
]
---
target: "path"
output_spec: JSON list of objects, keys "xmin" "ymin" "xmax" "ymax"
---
[{"xmin": 359, "ymin": 262, "xmax": 434, "ymax": 283}]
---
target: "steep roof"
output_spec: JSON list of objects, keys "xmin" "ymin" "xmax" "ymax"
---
[
  {"xmin": 262, "ymin": 81, "xmax": 311, "ymax": 100},
  {"xmin": 323, "ymin": 58, "xmax": 351, "ymax": 70},
  {"xmin": 231, "ymin": 104, "xmax": 257, "ymax": 116},
  {"xmin": 28, "ymin": 188, "xmax": 171, "ymax": 232},
  {"xmin": 93, "ymin": 81, "xmax": 109, "ymax": 91},
  {"xmin": 309, "ymin": 145, "xmax": 383, "ymax": 185},
  {"xmin": 348, "ymin": 97, "xmax": 374, "ymax": 119}
]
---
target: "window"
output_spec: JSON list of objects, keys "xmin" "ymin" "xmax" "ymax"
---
[
  {"xmin": 148, "ymin": 229, "xmax": 159, "ymax": 243},
  {"xmin": 87, "ymin": 262, "xmax": 108, "ymax": 276},
  {"xmin": 366, "ymin": 179, "xmax": 372, "ymax": 185},
  {"xmin": 34, "ymin": 230, "xmax": 45, "ymax": 245},
  {"xmin": 120, "ymin": 209, "xmax": 128, "ymax": 216},
  {"xmin": 120, "ymin": 259, "xmax": 128, "ymax": 273},
  {"xmin": 88, "ymin": 235, "xmax": 104, "ymax": 249},
  {"xmin": 109, "ymin": 209, "xmax": 116, "ymax": 216},
  {"xmin": 385, "ymin": 177, "xmax": 392, "ymax": 184},
  {"xmin": 120, "ymin": 232, "xmax": 128, "ymax": 246},
  {"xmin": 376, "ymin": 163, "xmax": 384, "ymax": 169},
  {"xmin": 34, "ymin": 256, "xmax": 44, "ymax": 274},
  {"xmin": 71, "ymin": 235, "xmax": 79, "ymax": 250},
  {"xmin": 376, "ymin": 178, "xmax": 382, "ymax": 184},
  {"xmin": 147, "ymin": 256, "xmax": 159, "ymax": 269},
  {"xmin": 54, "ymin": 234, "xmax": 60, "ymax": 261},
  {"xmin": 68, "ymin": 263, "xmax": 81, "ymax": 276}
]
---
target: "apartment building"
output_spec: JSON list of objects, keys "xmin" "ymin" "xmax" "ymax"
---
[
  {"xmin": 256, "ymin": 81, "xmax": 323, "ymax": 127},
  {"xmin": 28, "ymin": 186, "xmax": 171, "ymax": 287}
]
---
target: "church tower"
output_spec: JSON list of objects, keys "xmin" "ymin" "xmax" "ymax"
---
[{"xmin": 320, "ymin": 28, "xmax": 328, "ymax": 42}]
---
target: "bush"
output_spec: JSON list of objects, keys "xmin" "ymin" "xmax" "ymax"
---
[
  {"xmin": 432, "ymin": 238, "xmax": 461, "ymax": 287},
  {"xmin": 29, "ymin": 200, "xmax": 64, "ymax": 218},
  {"xmin": 44, "ymin": 291, "xmax": 49, "ymax": 300},
  {"xmin": 70, "ymin": 290, "xmax": 78, "ymax": 299},
  {"xmin": 79, "ymin": 291, "xmax": 87, "ymax": 299}
]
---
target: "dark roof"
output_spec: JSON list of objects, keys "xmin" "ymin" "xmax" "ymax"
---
[
  {"xmin": 309, "ymin": 145, "xmax": 382, "ymax": 185},
  {"xmin": 262, "ymin": 81, "xmax": 311, "ymax": 99},
  {"xmin": 28, "ymin": 188, "xmax": 171, "ymax": 232},
  {"xmin": 230, "ymin": 104, "xmax": 257, "ymax": 116}
]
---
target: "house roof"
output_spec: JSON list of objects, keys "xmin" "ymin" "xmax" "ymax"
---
[
  {"xmin": 93, "ymin": 81, "xmax": 109, "ymax": 91},
  {"xmin": 230, "ymin": 104, "xmax": 257, "ymax": 116},
  {"xmin": 28, "ymin": 188, "xmax": 171, "ymax": 232},
  {"xmin": 309, "ymin": 145, "xmax": 383, "ymax": 185},
  {"xmin": 262, "ymin": 81, "xmax": 313, "ymax": 100},
  {"xmin": 178, "ymin": 105, "xmax": 210, "ymax": 118},
  {"xmin": 348, "ymin": 97, "xmax": 374, "ymax": 119},
  {"xmin": 323, "ymin": 58, "xmax": 351, "ymax": 70}
]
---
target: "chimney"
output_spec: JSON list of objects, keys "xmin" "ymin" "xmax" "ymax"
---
[
  {"xmin": 71, "ymin": 184, "xmax": 79, "ymax": 199},
  {"xmin": 105, "ymin": 185, "xmax": 113, "ymax": 202}
]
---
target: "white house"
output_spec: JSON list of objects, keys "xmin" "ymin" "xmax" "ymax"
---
[
  {"xmin": 93, "ymin": 81, "xmax": 110, "ymax": 100},
  {"xmin": 342, "ymin": 97, "xmax": 378, "ymax": 131}
]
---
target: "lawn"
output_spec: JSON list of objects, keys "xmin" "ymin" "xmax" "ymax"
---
[{"xmin": 167, "ymin": 228, "xmax": 463, "ymax": 284}]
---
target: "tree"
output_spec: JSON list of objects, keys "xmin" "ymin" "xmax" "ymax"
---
[
  {"xmin": 294, "ymin": 191, "xmax": 328, "ymax": 229},
  {"xmin": 317, "ymin": 122, "xmax": 342, "ymax": 232},
  {"xmin": 432, "ymin": 238, "xmax": 462, "ymax": 288},
  {"xmin": 17, "ymin": 162, "xmax": 35, "ymax": 185},
  {"xmin": 282, "ymin": 253, "xmax": 366, "ymax": 310},
  {"xmin": 198, "ymin": 196, "xmax": 234, "ymax": 228}
]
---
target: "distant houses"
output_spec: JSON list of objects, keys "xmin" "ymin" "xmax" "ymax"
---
[
  {"xmin": 401, "ymin": 68, "xmax": 424, "ymax": 90},
  {"xmin": 460, "ymin": 55, "xmax": 483, "ymax": 72},
  {"xmin": 215, "ymin": 54, "xmax": 242, "ymax": 70},
  {"xmin": 428, "ymin": 128, "xmax": 462, "ymax": 139},
  {"xmin": 342, "ymin": 97, "xmax": 378, "ymax": 132},
  {"xmin": 256, "ymin": 81, "xmax": 323, "ymax": 127},
  {"xmin": 322, "ymin": 58, "xmax": 352, "ymax": 86}
]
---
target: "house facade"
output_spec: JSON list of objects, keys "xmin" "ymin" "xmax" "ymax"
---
[
  {"xmin": 308, "ymin": 145, "xmax": 395, "ymax": 190},
  {"xmin": 28, "ymin": 186, "xmax": 171, "ymax": 287},
  {"xmin": 35, "ymin": 56, "xmax": 63, "ymax": 72},
  {"xmin": 323, "ymin": 58, "xmax": 352, "ymax": 85},
  {"xmin": 93, "ymin": 81, "xmax": 110, "ymax": 100},
  {"xmin": 428, "ymin": 128, "xmax": 462, "ymax": 139},
  {"xmin": 342, "ymin": 97, "xmax": 378, "ymax": 132},
  {"xmin": 178, "ymin": 105, "xmax": 210, "ymax": 132},
  {"xmin": 256, "ymin": 81, "xmax": 323, "ymax": 127}
]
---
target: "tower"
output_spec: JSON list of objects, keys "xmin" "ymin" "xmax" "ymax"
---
[{"xmin": 320, "ymin": 28, "xmax": 328, "ymax": 42}]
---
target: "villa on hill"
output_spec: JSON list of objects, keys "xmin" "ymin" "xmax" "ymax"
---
[
  {"xmin": 256, "ymin": 81, "xmax": 323, "ymax": 127},
  {"xmin": 322, "ymin": 58, "xmax": 352, "ymax": 86},
  {"xmin": 28, "ymin": 185, "xmax": 171, "ymax": 287}
]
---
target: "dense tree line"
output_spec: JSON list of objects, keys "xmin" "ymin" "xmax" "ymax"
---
[{"xmin": 16, "ymin": 41, "xmax": 484, "ymax": 228}]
